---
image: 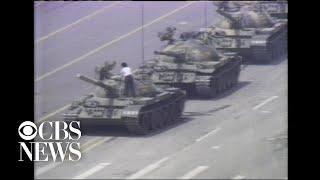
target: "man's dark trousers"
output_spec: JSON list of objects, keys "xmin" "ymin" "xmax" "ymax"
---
[{"xmin": 124, "ymin": 75, "xmax": 135, "ymax": 97}]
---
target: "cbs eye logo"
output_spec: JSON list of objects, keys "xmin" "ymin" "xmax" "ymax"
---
[{"xmin": 18, "ymin": 121, "xmax": 37, "ymax": 140}]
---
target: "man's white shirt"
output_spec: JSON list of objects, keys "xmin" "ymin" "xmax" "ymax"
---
[{"xmin": 120, "ymin": 67, "xmax": 132, "ymax": 77}]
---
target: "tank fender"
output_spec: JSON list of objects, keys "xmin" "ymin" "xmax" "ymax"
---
[
  {"xmin": 251, "ymin": 36, "xmax": 267, "ymax": 46},
  {"xmin": 195, "ymin": 75, "xmax": 212, "ymax": 86},
  {"xmin": 122, "ymin": 105, "xmax": 144, "ymax": 118}
]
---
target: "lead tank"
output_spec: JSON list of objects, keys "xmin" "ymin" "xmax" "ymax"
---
[
  {"xmin": 142, "ymin": 28, "xmax": 242, "ymax": 97},
  {"xmin": 206, "ymin": 1, "xmax": 287, "ymax": 63},
  {"xmin": 63, "ymin": 72, "xmax": 186, "ymax": 135}
]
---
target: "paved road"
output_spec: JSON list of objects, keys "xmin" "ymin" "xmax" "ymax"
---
[
  {"xmin": 34, "ymin": 1, "xmax": 287, "ymax": 179},
  {"xmin": 35, "ymin": 1, "xmax": 216, "ymax": 122}
]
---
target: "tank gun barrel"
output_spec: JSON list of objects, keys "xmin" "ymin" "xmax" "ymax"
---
[
  {"xmin": 154, "ymin": 50, "xmax": 185, "ymax": 59},
  {"xmin": 77, "ymin": 74, "xmax": 112, "ymax": 91}
]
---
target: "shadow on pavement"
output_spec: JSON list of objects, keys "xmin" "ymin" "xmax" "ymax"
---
[
  {"xmin": 242, "ymin": 54, "xmax": 287, "ymax": 66},
  {"xmin": 213, "ymin": 81, "xmax": 251, "ymax": 100},
  {"xmin": 183, "ymin": 104, "xmax": 231, "ymax": 117},
  {"xmin": 81, "ymin": 116, "xmax": 194, "ymax": 137},
  {"xmin": 188, "ymin": 81, "xmax": 251, "ymax": 101}
]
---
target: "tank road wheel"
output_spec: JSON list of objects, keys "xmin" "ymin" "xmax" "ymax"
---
[
  {"xmin": 208, "ymin": 78, "xmax": 217, "ymax": 98},
  {"xmin": 232, "ymin": 66, "xmax": 238, "ymax": 86},
  {"xmin": 187, "ymin": 85, "xmax": 197, "ymax": 97},
  {"xmin": 233, "ymin": 68, "xmax": 239, "ymax": 85},
  {"xmin": 275, "ymin": 44, "xmax": 279, "ymax": 60},
  {"xmin": 269, "ymin": 31, "xmax": 286, "ymax": 61},
  {"xmin": 215, "ymin": 77, "xmax": 221, "ymax": 94},
  {"xmin": 266, "ymin": 49, "xmax": 273, "ymax": 62},
  {"xmin": 282, "ymin": 35, "xmax": 287, "ymax": 57},
  {"xmin": 125, "ymin": 113, "xmax": 151, "ymax": 135},
  {"xmin": 222, "ymin": 74, "xmax": 228, "ymax": 91},
  {"xmin": 137, "ymin": 113, "xmax": 151, "ymax": 134},
  {"xmin": 231, "ymin": 68, "xmax": 236, "ymax": 87},
  {"xmin": 150, "ymin": 110, "xmax": 159, "ymax": 130},
  {"xmin": 222, "ymin": 72, "xmax": 228, "ymax": 90},
  {"xmin": 281, "ymin": 34, "xmax": 287, "ymax": 57},
  {"xmin": 155, "ymin": 109, "xmax": 165, "ymax": 129},
  {"xmin": 277, "ymin": 32, "xmax": 286, "ymax": 58},
  {"xmin": 176, "ymin": 98, "xmax": 185, "ymax": 119},
  {"xmin": 142, "ymin": 113, "xmax": 152, "ymax": 131},
  {"xmin": 168, "ymin": 104, "xmax": 176, "ymax": 124},
  {"xmin": 270, "ymin": 38, "xmax": 277, "ymax": 61},
  {"xmin": 162, "ymin": 107, "xmax": 170, "ymax": 126},
  {"xmin": 214, "ymin": 78, "xmax": 220, "ymax": 94},
  {"xmin": 270, "ymin": 44, "xmax": 276, "ymax": 61},
  {"xmin": 171, "ymin": 102, "xmax": 180, "ymax": 123},
  {"xmin": 273, "ymin": 40, "xmax": 280, "ymax": 60},
  {"xmin": 226, "ymin": 69, "xmax": 233, "ymax": 89}
]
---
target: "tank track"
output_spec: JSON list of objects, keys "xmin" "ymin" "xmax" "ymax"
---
[
  {"xmin": 204, "ymin": 58, "xmax": 241, "ymax": 98},
  {"xmin": 251, "ymin": 26, "xmax": 287, "ymax": 63},
  {"xmin": 123, "ymin": 92, "xmax": 186, "ymax": 135},
  {"xmin": 191, "ymin": 59, "xmax": 241, "ymax": 98},
  {"xmin": 270, "ymin": 13, "xmax": 287, "ymax": 20}
]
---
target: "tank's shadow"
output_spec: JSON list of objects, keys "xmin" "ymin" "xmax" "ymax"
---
[
  {"xmin": 80, "ymin": 116, "xmax": 195, "ymax": 137},
  {"xmin": 213, "ymin": 81, "xmax": 250, "ymax": 100},
  {"xmin": 137, "ymin": 116, "xmax": 194, "ymax": 138},
  {"xmin": 80, "ymin": 102, "xmax": 234, "ymax": 137},
  {"xmin": 242, "ymin": 54, "xmax": 287, "ymax": 66},
  {"xmin": 184, "ymin": 104, "xmax": 231, "ymax": 117},
  {"xmin": 81, "ymin": 124, "xmax": 130, "ymax": 137},
  {"xmin": 188, "ymin": 81, "xmax": 251, "ymax": 101}
]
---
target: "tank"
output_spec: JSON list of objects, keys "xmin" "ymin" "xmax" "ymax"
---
[
  {"xmin": 214, "ymin": 1, "xmax": 287, "ymax": 20},
  {"xmin": 142, "ymin": 28, "xmax": 242, "ymax": 97},
  {"xmin": 259, "ymin": 1, "xmax": 287, "ymax": 20},
  {"xmin": 63, "ymin": 73, "xmax": 186, "ymax": 135},
  {"xmin": 207, "ymin": 1, "xmax": 287, "ymax": 63}
]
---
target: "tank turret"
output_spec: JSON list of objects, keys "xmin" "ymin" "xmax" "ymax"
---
[{"xmin": 77, "ymin": 74, "xmax": 119, "ymax": 98}]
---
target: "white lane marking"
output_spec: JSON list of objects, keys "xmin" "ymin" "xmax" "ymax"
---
[
  {"xmin": 44, "ymin": 137, "xmax": 104, "ymax": 154},
  {"xmin": 261, "ymin": 110, "xmax": 271, "ymax": 113},
  {"xmin": 82, "ymin": 137, "xmax": 113, "ymax": 153},
  {"xmin": 35, "ymin": 162, "xmax": 62, "ymax": 177},
  {"xmin": 81, "ymin": 137, "xmax": 104, "ymax": 148},
  {"xmin": 35, "ymin": 1, "xmax": 196, "ymax": 82},
  {"xmin": 232, "ymin": 175, "xmax": 246, "ymax": 179},
  {"xmin": 196, "ymin": 127, "xmax": 222, "ymax": 142},
  {"xmin": 35, "ymin": 137, "xmax": 112, "ymax": 176},
  {"xmin": 179, "ymin": 166, "xmax": 209, "ymax": 179},
  {"xmin": 36, "ymin": 2, "xmax": 122, "ymax": 43},
  {"xmin": 211, "ymin": 146, "xmax": 220, "ymax": 150},
  {"xmin": 252, "ymin": 96, "xmax": 279, "ymax": 110},
  {"xmin": 126, "ymin": 157, "xmax": 169, "ymax": 179},
  {"xmin": 36, "ymin": 104, "xmax": 71, "ymax": 124},
  {"xmin": 72, "ymin": 162, "xmax": 111, "ymax": 179}
]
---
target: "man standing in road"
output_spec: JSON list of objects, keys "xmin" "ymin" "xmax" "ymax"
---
[{"xmin": 120, "ymin": 62, "xmax": 136, "ymax": 97}]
